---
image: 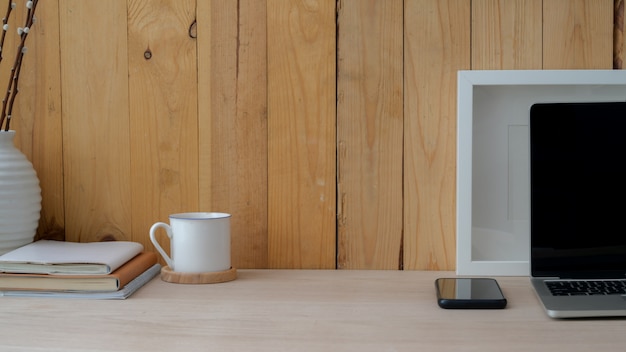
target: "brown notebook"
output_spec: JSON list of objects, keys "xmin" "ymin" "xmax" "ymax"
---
[{"xmin": 0, "ymin": 252, "xmax": 158, "ymax": 292}]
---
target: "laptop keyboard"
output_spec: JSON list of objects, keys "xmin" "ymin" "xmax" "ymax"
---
[{"xmin": 546, "ymin": 280, "xmax": 626, "ymax": 296}]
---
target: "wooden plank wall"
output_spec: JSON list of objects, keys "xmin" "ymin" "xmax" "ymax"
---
[
  {"xmin": 13, "ymin": 0, "xmax": 616, "ymax": 270},
  {"xmin": 617, "ymin": 0, "xmax": 625, "ymax": 68},
  {"xmin": 267, "ymin": 0, "xmax": 337, "ymax": 269},
  {"xmin": 198, "ymin": 1, "xmax": 269, "ymax": 269},
  {"xmin": 336, "ymin": 0, "xmax": 404, "ymax": 269},
  {"xmin": 403, "ymin": 0, "xmax": 470, "ymax": 270}
]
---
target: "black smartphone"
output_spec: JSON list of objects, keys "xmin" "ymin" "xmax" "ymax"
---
[{"xmin": 435, "ymin": 278, "xmax": 507, "ymax": 309}]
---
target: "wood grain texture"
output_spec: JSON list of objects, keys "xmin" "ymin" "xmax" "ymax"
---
[
  {"xmin": 59, "ymin": 0, "xmax": 132, "ymax": 243},
  {"xmin": 8, "ymin": 270, "xmax": 626, "ymax": 350},
  {"xmin": 267, "ymin": 0, "xmax": 336, "ymax": 269},
  {"xmin": 616, "ymin": 0, "xmax": 624, "ymax": 69},
  {"xmin": 15, "ymin": 0, "xmax": 620, "ymax": 269},
  {"xmin": 336, "ymin": 0, "xmax": 403, "ymax": 269},
  {"xmin": 160, "ymin": 266, "xmax": 237, "ymax": 284},
  {"xmin": 127, "ymin": 0, "xmax": 198, "ymax": 253},
  {"xmin": 471, "ymin": 0, "xmax": 542, "ymax": 70},
  {"xmin": 12, "ymin": 0, "xmax": 65, "ymax": 241},
  {"xmin": 403, "ymin": 0, "xmax": 470, "ymax": 270},
  {"xmin": 198, "ymin": 1, "xmax": 268, "ymax": 269},
  {"xmin": 543, "ymin": 0, "xmax": 613, "ymax": 69}
]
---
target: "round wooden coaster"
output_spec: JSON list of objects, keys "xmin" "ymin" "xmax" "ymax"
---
[{"xmin": 160, "ymin": 266, "xmax": 237, "ymax": 284}]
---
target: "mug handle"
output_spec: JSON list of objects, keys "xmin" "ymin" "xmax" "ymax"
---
[{"xmin": 149, "ymin": 222, "xmax": 174, "ymax": 269}]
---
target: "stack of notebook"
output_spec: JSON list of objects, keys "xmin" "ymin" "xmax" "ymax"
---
[{"xmin": 0, "ymin": 240, "xmax": 160, "ymax": 299}]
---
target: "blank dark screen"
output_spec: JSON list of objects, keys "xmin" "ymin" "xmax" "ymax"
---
[{"xmin": 530, "ymin": 102, "xmax": 626, "ymax": 278}]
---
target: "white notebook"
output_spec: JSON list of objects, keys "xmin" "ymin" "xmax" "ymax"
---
[{"xmin": 0, "ymin": 240, "xmax": 143, "ymax": 275}]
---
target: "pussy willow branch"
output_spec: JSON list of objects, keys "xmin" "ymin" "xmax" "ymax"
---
[
  {"xmin": 0, "ymin": 0, "xmax": 38, "ymax": 131},
  {"xmin": 0, "ymin": 1, "xmax": 14, "ymax": 63}
]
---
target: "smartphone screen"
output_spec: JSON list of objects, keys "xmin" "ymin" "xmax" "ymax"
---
[{"xmin": 435, "ymin": 278, "xmax": 507, "ymax": 309}]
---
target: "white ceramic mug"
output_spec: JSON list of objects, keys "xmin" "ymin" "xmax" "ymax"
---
[{"xmin": 149, "ymin": 212, "xmax": 231, "ymax": 273}]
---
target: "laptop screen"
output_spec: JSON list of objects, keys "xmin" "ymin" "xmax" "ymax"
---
[{"xmin": 530, "ymin": 101, "xmax": 626, "ymax": 278}]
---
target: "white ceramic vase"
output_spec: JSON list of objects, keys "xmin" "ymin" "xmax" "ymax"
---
[{"xmin": 0, "ymin": 130, "xmax": 41, "ymax": 255}]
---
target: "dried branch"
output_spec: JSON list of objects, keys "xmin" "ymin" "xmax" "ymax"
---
[
  {"xmin": 0, "ymin": 1, "xmax": 15, "ymax": 63},
  {"xmin": 0, "ymin": 0, "xmax": 38, "ymax": 131}
]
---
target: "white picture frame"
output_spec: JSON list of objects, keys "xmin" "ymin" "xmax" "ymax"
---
[{"xmin": 456, "ymin": 70, "xmax": 626, "ymax": 276}]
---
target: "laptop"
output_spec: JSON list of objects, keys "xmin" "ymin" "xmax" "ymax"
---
[{"xmin": 529, "ymin": 101, "xmax": 626, "ymax": 318}]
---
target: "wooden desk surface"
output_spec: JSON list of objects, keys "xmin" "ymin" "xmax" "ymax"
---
[{"xmin": 1, "ymin": 270, "xmax": 625, "ymax": 351}]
